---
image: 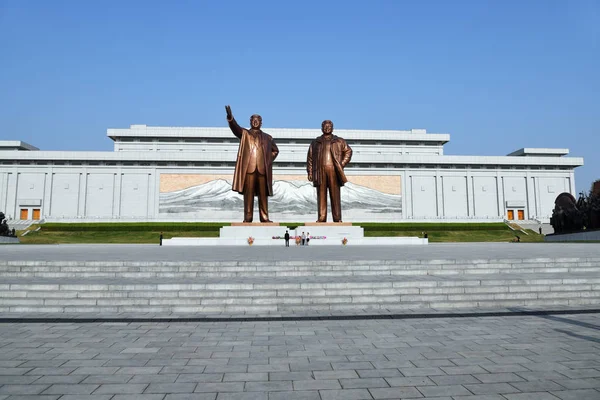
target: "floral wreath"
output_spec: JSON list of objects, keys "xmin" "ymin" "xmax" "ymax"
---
[
  {"xmin": 341, "ymin": 237, "xmax": 348, "ymax": 245},
  {"xmin": 247, "ymin": 236, "xmax": 254, "ymax": 245}
]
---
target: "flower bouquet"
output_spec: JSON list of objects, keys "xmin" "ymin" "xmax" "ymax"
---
[
  {"xmin": 295, "ymin": 236, "xmax": 302, "ymax": 246},
  {"xmin": 341, "ymin": 237, "xmax": 348, "ymax": 245},
  {"xmin": 247, "ymin": 236, "xmax": 255, "ymax": 245}
]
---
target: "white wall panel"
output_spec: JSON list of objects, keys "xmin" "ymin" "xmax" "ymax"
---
[
  {"xmin": 538, "ymin": 176, "xmax": 569, "ymax": 219},
  {"xmin": 442, "ymin": 176, "xmax": 468, "ymax": 217},
  {"xmin": 411, "ymin": 176, "xmax": 437, "ymax": 217},
  {"xmin": 16, "ymin": 173, "xmax": 46, "ymax": 209},
  {"xmin": 85, "ymin": 174, "xmax": 115, "ymax": 217},
  {"xmin": 50, "ymin": 174, "xmax": 80, "ymax": 217},
  {"xmin": 472, "ymin": 176, "xmax": 499, "ymax": 217},
  {"xmin": 120, "ymin": 174, "xmax": 150, "ymax": 217},
  {"xmin": 502, "ymin": 176, "xmax": 527, "ymax": 212}
]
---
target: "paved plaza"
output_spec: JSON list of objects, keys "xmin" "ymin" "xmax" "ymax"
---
[
  {"xmin": 1, "ymin": 242, "xmax": 599, "ymax": 398},
  {"xmin": 3, "ymin": 242, "xmax": 600, "ymax": 262},
  {"xmin": 0, "ymin": 313, "xmax": 599, "ymax": 399}
]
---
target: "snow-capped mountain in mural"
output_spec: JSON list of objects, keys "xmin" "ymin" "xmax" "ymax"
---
[{"xmin": 159, "ymin": 179, "xmax": 401, "ymax": 215}]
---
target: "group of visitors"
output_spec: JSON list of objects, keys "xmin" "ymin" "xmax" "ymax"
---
[{"xmin": 284, "ymin": 230, "xmax": 310, "ymax": 247}]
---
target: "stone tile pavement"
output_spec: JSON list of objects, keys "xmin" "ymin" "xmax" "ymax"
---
[{"xmin": 1, "ymin": 312, "xmax": 599, "ymax": 399}]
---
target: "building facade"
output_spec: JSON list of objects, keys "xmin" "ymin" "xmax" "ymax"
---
[{"xmin": 0, "ymin": 125, "xmax": 583, "ymax": 223}]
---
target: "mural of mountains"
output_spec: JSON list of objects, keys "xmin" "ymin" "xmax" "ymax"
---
[{"xmin": 159, "ymin": 179, "xmax": 401, "ymax": 214}]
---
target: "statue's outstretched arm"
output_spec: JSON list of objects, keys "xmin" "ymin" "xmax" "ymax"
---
[{"xmin": 225, "ymin": 105, "xmax": 243, "ymax": 139}]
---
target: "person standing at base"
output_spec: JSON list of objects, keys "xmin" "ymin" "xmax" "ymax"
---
[
  {"xmin": 307, "ymin": 120, "xmax": 353, "ymax": 222},
  {"xmin": 306, "ymin": 232, "xmax": 310, "ymax": 246},
  {"xmin": 301, "ymin": 231, "xmax": 306, "ymax": 246},
  {"xmin": 284, "ymin": 230, "xmax": 290, "ymax": 247},
  {"xmin": 159, "ymin": 232, "xmax": 163, "ymax": 246}
]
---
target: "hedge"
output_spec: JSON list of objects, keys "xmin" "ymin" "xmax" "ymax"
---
[
  {"xmin": 40, "ymin": 222, "xmax": 507, "ymax": 232},
  {"xmin": 41, "ymin": 223, "xmax": 228, "ymax": 232},
  {"xmin": 357, "ymin": 223, "xmax": 508, "ymax": 232}
]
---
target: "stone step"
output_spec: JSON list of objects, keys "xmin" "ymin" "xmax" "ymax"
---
[
  {"xmin": 1, "ymin": 290, "xmax": 598, "ymax": 304},
  {"xmin": 0, "ymin": 259, "xmax": 598, "ymax": 278},
  {"xmin": 1, "ymin": 279, "xmax": 598, "ymax": 293},
  {"xmin": 2, "ymin": 271, "xmax": 599, "ymax": 283},
  {"xmin": 0, "ymin": 266, "xmax": 597, "ymax": 278},
  {"xmin": 1, "ymin": 259, "xmax": 598, "ymax": 315},
  {"xmin": 1, "ymin": 279, "xmax": 598, "ymax": 313},
  {"xmin": 2, "ymin": 297, "xmax": 600, "ymax": 314},
  {"xmin": 3, "ymin": 285, "xmax": 598, "ymax": 297},
  {"xmin": 2, "ymin": 258, "xmax": 599, "ymax": 268}
]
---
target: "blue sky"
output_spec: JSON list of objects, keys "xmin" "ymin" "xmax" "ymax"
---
[{"xmin": 1, "ymin": 0, "xmax": 599, "ymax": 193}]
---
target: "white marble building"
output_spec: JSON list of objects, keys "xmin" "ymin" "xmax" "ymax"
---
[{"xmin": 0, "ymin": 124, "xmax": 583, "ymax": 223}]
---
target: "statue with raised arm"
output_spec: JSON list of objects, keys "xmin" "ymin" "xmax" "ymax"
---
[
  {"xmin": 225, "ymin": 105, "xmax": 279, "ymax": 223},
  {"xmin": 307, "ymin": 120, "xmax": 353, "ymax": 222}
]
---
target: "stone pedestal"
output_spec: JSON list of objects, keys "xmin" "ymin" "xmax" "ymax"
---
[
  {"xmin": 163, "ymin": 223, "xmax": 290, "ymax": 246},
  {"xmin": 163, "ymin": 223, "xmax": 427, "ymax": 246},
  {"xmin": 293, "ymin": 225, "xmax": 364, "ymax": 246},
  {"xmin": 304, "ymin": 222, "xmax": 352, "ymax": 227},
  {"xmin": 0, "ymin": 237, "xmax": 19, "ymax": 244},
  {"xmin": 230, "ymin": 222, "xmax": 280, "ymax": 227},
  {"xmin": 220, "ymin": 224, "xmax": 288, "ymax": 239}
]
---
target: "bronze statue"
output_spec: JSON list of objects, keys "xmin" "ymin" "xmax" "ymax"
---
[
  {"xmin": 550, "ymin": 180, "xmax": 600, "ymax": 234},
  {"xmin": 588, "ymin": 181, "xmax": 600, "ymax": 230},
  {"xmin": 573, "ymin": 180, "xmax": 600, "ymax": 231},
  {"xmin": 225, "ymin": 105, "xmax": 279, "ymax": 222},
  {"xmin": 550, "ymin": 192, "xmax": 584, "ymax": 233},
  {"xmin": 0, "ymin": 212, "xmax": 15, "ymax": 237},
  {"xmin": 307, "ymin": 120, "xmax": 353, "ymax": 222}
]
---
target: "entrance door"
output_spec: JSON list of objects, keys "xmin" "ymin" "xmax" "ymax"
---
[
  {"xmin": 517, "ymin": 210, "xmax": 524, "ymax": 220},
  {"xmin": 20, "ymin": 209, "xmax": 29, "ymax": 220},
  {"xmin": 32, "ymin": 209, "xmax": 41, "ymax": 220},
  {"xmin": 507, "ymin": 210, "xmax": 514, "ymax": 220}
]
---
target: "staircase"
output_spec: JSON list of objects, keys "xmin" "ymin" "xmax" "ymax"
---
[
  {"xmin": 0, "ymin": 258, "xmax": 599, "ymax": 315},
  {"xmin": 7, "ymin": 219, "xmax": 42, "ymax": 232}
]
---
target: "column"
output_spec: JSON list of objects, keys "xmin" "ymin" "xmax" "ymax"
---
[
  {"xmin": 0, "ymin": 172, "xmax": 6, "ymax": 213},
  {"xmin": 436, "ymin": 170, "xmax": 443, "ymax": 217},
  {"xmin": 42, "ymin": 170, "xmax": 53, "ymax": 218},
  {"xmin": 77, "ymin": 170, "xmax": 88, "ymax": 217},
  {"xmin": 114, "ymin": 170, "xmax": 122, "ymax": 217},
  {"xmin": 400, "ymin": 170, "xmax": 407, "ymax": 220},
  {"xmin": 496, "ymin": 172, "xmax": 503, "ymax": 218},
  {"xmin": 6, "ymin": 171, "xmax": 18, "ymax": 220},
  {"xmin": 525, "ymin": 173, "xmax": 535, "ymax": 220},
  {"xmin": 466, "ymin": 171, "xmax": 474, "ymax": 216},
  {"xmin": 152, "ymin": 170, "xmax": 161, "ymax": 218}
]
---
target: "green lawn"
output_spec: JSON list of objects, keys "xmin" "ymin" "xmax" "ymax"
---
[
  {"xmin": 19, "ymin": 223, "xmax": 224, "ymax": 244},
  {"xmin": 364, "ymin": 229, "xmax": 542, "ymax": 242},
  {"xmin": 17, "ymin": 222, "xmax": 543, "ymax": 244}
]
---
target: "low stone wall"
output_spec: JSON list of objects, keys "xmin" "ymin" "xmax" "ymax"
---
[
  {"xmin": 0, "ymin": 237, "xmax": 19, "ymax": 244},
  {"xmin": 545, "ymin": 230, "xmax": 600, "ymax": 242}
]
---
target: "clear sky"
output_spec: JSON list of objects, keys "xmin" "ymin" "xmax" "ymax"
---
[{"xmin": 1, "ymin": 0, "xmax": 599, "ymax": 193}]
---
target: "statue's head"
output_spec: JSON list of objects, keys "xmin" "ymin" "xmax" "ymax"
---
[
  {"xmin": 250, "ymin": 114, "xmax": 262, "ymax": 129},
  {"xmin": 321, "ymin": 120, "xmax": 333, "ymax": 135}
]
